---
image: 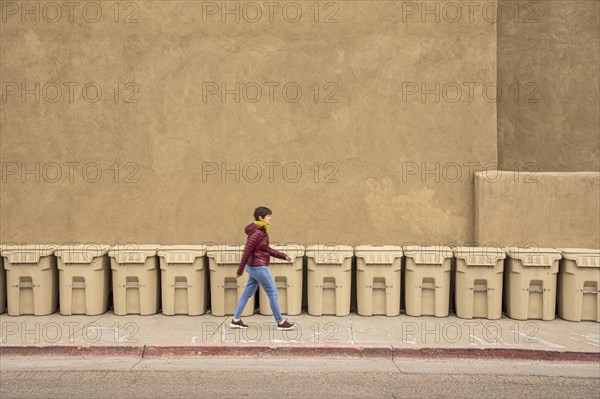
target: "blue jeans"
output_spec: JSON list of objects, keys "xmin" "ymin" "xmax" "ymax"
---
[{"xmin": 233, "ymin": 265, "xmax": 283, "ymax": 323}]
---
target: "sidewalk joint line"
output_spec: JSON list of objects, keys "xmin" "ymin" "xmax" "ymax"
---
[
  {"xmin": 130, "ymin": 356, "xmax": 144, "ymax": 371},
  {"xmin": 390, "ymin": 346, "xmax": 406, "ymax": 374},
  {"xmin": 348, "ymin": 314, "xmax": 356, "ymax": 345}
]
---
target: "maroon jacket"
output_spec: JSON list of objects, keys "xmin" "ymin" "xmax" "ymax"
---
[{"xmin": 236, "ymin": 223, "xmax": 288, "ymax": 276}]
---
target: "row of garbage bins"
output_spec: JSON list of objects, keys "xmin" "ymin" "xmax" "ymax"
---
[{"xmin": 0, "ymin": 244, "xmax": 598, "ymax": 322}]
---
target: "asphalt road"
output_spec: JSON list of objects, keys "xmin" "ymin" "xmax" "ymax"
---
[{"xmin": 1, "ymin": 357, "xmax": 599, "ymax": 399}]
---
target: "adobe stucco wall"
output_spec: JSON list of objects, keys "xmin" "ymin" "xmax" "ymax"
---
[
  {"xmin": 0, "ymin": 1, "xmax": 498, "ymax": 246},
  {"xmin": 497, "ymin": 0, "xmax": 600, "ymax": 172},
  {"xmin": 475, "ymin": 172, "xmax": 600, "ymax": 248}
]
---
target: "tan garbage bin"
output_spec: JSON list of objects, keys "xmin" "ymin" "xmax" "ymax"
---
[
  {"xmin": 454, "ymin": 247, "xmax": 505, "ymax": 320},
  {"xmin": 2, "ymin": 244, "xmax": 58, "ymax": 316},
  {"xmin": 0, "ymin": 245, "xmax": 6, "ymax": 314},
  {"xmin": 505, "ymin": 247, "xmax": 561, "ymax": 321},
  {"xmin": 56, "ymin": 244, "xmax": 111, "ymax": 316},
  {"xmin": 306, "ymin": 244, "xmax": 353, "ymax": 316},
  {"xmin": 259, "ymin": 244, "xmax": 304, "ymax": 316},
  {"xmin": 355, "ymin": 245, "xmax": 403, "ymax": 316},
  {"xmin": 158, "ymin": 245, "xmax": 208, "ymax": 316},
  {"xmin": 558, "ymin": 248, "xmax": 600, "ymax": 322},
  {"xmin": 404, "ymin": 245, "xmax": 453, "ymax": 317},
  {"xmin": 109, "ymin": 245, "xmax": 160, "ymax": 315},
  {"xmin": 207, "ymin": 245, "xmax": 254, "ymax": 316}
]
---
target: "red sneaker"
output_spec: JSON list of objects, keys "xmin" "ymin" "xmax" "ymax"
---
[
  {"xmin": 230, "ymin": 319, "xmax": 249, "ymax": 329},
  {"xmin": 277, "ymin": 319, "xmax": 295, "ymax": 331}
]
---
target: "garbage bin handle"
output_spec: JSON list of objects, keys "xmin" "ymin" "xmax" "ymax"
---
[
  {"xmin": 122, "ymin": 284, "xmax": 145, "ymax": 288},
  {"xmin": 13, "ymin": 283, "xmax": 37, "ymax": 289},
  {"xmin": 418, "ymin": 285, "xmax": 441, "ymax": 290},
  {"xmin": 317, "ymin": 284, "xmax": 340, "ymax": 289},
  {"xmin": 469, "ymin": 287, "xmax": 494, "ymax": 292},
  {"xmin": 366, "ymin": 285, "xmax": 392, "ymax": 289}
]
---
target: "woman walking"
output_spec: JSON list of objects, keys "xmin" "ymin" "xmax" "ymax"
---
[{"xmin": 230, "ymin": 206, "xmax": 296, "ymax": 331}]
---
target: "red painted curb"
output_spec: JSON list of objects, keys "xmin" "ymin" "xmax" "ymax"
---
[
  {"xmin": 0, "ymin": 345, "xmax": 144, "ymax": 357},
  {"xmin": 1, "ymin": 344, "xmax": 598, "ymax": 362},
  {"xmin": 391, "ymin": 347, "xmax": 600, "ymax": 362},
  {"xmin": 142, "ymin": 344, "xmax": 392, "ymax": 359}
]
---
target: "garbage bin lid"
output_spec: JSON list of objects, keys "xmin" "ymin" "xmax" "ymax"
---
[
  {"xmin": 306, "ymin": 244, "xmax": 353, "ymax": 252},
  {"xmin": 403, "ymin": 245, "xmax": 453, "ymax": 253},
  {"xmin": 206, "ymin": 245, "xmax": 244, "ymax": 264},
  {"xmin": 206, "ymin": 244, "xmax": 244, "ymax": 254},
  {"xmin": 403, "ymin": 245, "xmax": 453, "ymax": 264},
  {"xmin": 158, "ymin": 245, "xmax": 208, "ymax": 262},
  {"xmin": 206, "ymin": 244, "xmax": 244, "ymax": 249},
  {"xmin": 109, "ymin": 244, "xmax": 159, "ymax": 251},
  {"xmin": 271, "ymin": 244, "xmax": 305, "ymax": 258},
  {"xmin": 56, "ymin": 244, "xmax": 110, "ymax": 263},
  {"xmin": 1, "ymin": 244, "xmax": 59, "ymax": 263},
  {"xmin": 453, "ymin": 247, "xmax": 505, "ymax": 266},
  {"xmin": 505, "ymin": 247, "xmax": 562, "ymax": 265},
  {"xmin": 158, "ymin": 245, "xmax": 207, "ymax": 249},
  {"xmin": 306, "ymin": 244, "xmax": 353, "ymax": 263},
  {"xmin": 354, "ymin": 245, "xmax": 403, "ymax": 252},
  {"xmin": 558, "ymin": 248, "xmax": 600, "ymax": 267},
  {"xmin": 158, "ymin": 245, "xmax": 207, "ymax": 253},
  {"xmin": 505, "ymin": 247, "xmax": 561, "ymax": 256},
  {"xmin": 354, "ymin": 245, "xmax": 403, "ymax": 264},
  {"xmin": 306, "ymin": 245, "xmax": 353, "ymax": 255},
  {"xmin": 109, "ymin": 245, "xmax": 159, "ymax": 263},
  {"xmin": 559, "ymin": 248, "xmax": 600, "ymax": 255}
]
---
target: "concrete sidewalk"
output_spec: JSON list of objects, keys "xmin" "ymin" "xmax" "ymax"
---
[{"xmin": 1, "ymin": 311, "xmax": 598, "ymax": 361}]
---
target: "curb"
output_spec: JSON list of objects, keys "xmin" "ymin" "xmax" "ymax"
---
[
  {"xmin": 0, "ymin": 345, "xmax": 144, "ymax": 357},
  {"xmin": 142, "ymin": 344, "xmax": 392, "ymax": 359},
  {"xmin": 391, "ymin": 347, "xmax": 600, "ymax": 362},
  {"xmin": 1, "ymin": 344, "xmax": 599, "ymax": 362}
]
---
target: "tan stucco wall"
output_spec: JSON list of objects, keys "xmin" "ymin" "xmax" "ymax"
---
[
  {"xmin": 0, "ymin": 1, "xmax": 498, "ymax": 246},
  {"xmin": 475, "ymin": 171, "xmax": 600, "ymax": 248},
  {"xmin": 497, "ymin": 0, "xmax": 600, "ymax": 172}
]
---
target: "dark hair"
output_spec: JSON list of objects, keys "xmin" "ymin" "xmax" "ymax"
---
[{"xmin": 254, "ymin": 206, "xmax": 272, "ymax": 221}]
